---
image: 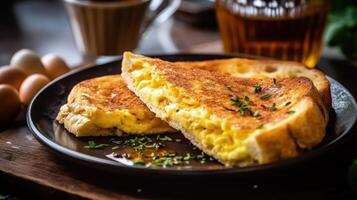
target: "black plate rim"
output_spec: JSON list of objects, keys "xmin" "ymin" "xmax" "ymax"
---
[{"xmin": 27, "ymin": 53, "xmax": 357, "ymax": 177}]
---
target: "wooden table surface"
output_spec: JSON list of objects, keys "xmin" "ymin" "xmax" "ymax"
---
[{"xmin": 1, "ymin": 0, "xmax": 357, "ymax": 199}]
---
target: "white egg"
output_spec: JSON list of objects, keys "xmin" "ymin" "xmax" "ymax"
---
[
  {"xmin": 10, "ymin": 49, "xmax": 47, "ymax": 76},
  {"xmin": 19, "ymin": 74, "xmax": 50, "ymax": 105},
  {"xmin": 41, "ymin": 54, "xmax": 70, "ymax": 79},
  {"xmin": 0, "ymin": 84, "xmax": 21, "ymax": 128}
]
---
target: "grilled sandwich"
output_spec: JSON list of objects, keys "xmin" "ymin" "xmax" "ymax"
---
[
  {"xmin": 177, "ymin": 58, "xmax": 331, "ymax": 110},
  {"xmin": 57, "ymin": 53, "xmax": 330, "ymax": 139},
  {"xmin": 56, "ymin": 75, "xmax": 175, "ymax": 137},
  {"xmin": 121, "ymin": 52, "xmax": 328, "ymax": 166}
]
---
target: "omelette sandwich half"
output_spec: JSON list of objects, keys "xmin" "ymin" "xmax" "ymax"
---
[
  {"xmin": 121, "ymin": 52, "xmax": 328, "ymax": 166},
  {"xmin": 56, "ymin": 75, "xmax": 175, "ymax": 137}
]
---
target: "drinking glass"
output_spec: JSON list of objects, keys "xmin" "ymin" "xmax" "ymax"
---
[{"xmin": 216, "ymin": 0, "xmax": 329, "ymax": 67}]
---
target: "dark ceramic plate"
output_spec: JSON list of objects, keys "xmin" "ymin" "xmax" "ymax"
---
[{"xmin": 27, "ymin": 54, "xmax": 357, "ymax": 178}]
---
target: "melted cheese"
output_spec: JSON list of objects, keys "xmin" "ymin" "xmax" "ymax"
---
[{"xmin": 57, "ymin": 102, "xmax": 169, "ymax": 136}]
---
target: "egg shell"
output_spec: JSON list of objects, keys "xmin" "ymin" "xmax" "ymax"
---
[
  {"xmin": 19, "ymin": 74, "xmax": 50, "ymax": 105},
  {"xmin": 0, "ymin": 84, "xmax": 21, "ymax": 128},
  {"xmin": 41, "ymin": 54, "xmax": 70, "ymax": 79},
  {"xmin": 0, "ymin": 66, "xmax": 27, "ymax": 90},
  {"xmin": 10, "ymin": 49, "xmax": 47, "ymax": 76}
]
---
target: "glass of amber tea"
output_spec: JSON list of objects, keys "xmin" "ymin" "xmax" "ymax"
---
[{"xmin": 216, "ymin": 0, "xmax": 329, "ymax": 68}]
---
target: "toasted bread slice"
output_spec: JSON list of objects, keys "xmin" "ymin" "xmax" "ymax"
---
[
  {"xmin": 56, "ymin": 75, "xmax": 175, "ymax": 137},
  {"xmin": 122, "ymin": 52, "xmax": 328, "ymax": 166},
  {"xmin": 177, "ymin": 58, "xmax": 331, "ymax": 110}
]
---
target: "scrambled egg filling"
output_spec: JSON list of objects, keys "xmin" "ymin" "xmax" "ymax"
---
[
  {"xmin": 93, "ymin": 109, "xmax": 167, "ymax": 134},
  {"xmin": 60, "ymin": 102, "xmax": 169, "ymax": 136},
  {"xmin": 129, "ymin": 60, "xmax": 253, "ymax": 162}
]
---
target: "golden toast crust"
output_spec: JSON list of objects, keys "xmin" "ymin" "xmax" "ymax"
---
[
  {"xmin": 56, "ymin": 75, "xmax": 175, "ymax": 136},
  {"xmin": 71, "ymin": 75, "xmax": 155, "ymax": 112},
  {"xmin": 177, "ymin": 58, "xmax": 331, "ymax": 110}
]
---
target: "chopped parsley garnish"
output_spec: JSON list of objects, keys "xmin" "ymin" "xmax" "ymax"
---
[
  {"xmin": 244, "ymin": 95, "xmax": 250, "ymax": 102},
  {"xmin": 144, "ymin": 143, "xmax": 163, "ymax": 149},
  {"xmin": 254, "ymin": 85, "xmax": 262, "ymax": 93},
  {"xmin": 157, "ymin": 135, "xmax": 173, "ymax": 141},
  {"xmin": 253, "ymin": 111, "xmax": 260, "ymax": 117},
  {"xmin": 110, "ymin": 140, "xmax": 121, "ymax": 145},
  {"xmin": 241, "ymin": 104, "xmax": 254, "ymax": 116},
  {"xmin": 231, "ymin": 95, "xmax": 257, "ymax": 117},
  {"xmin": 183, "ymin": 153, "xmax": 191, "ymax": 161},
  {"xmin": 286, "ymin": 110, "xmax": 296, "ymax": 115},
  {"xmin": 256, "ymin": 124, "xmax": 264, "ymax": 129},
  {"xmin": 162, "ymin": 151, "xmax": 177, "ymax": 157},
  {"xmin": 285, "ymin": 101, "xmax": 291, "ymax": 106},
  {"xmin": 260, "ymin": 93, "xmax": 272, "ymax": 100},
  {"xmin": 153, "ymin": 157, "xmax": 174, "ymax": 167},
  {"xmin": 144, "ymin": 151, "xmax": 211, "ymax": 168},
  {"xmin": 194, "ymin": 152, "xmax": 208, "ymax": 163},
  {"xmin": 84, "ymin": 141, "xmax": 109, "ymax": 149},
  {"xmin": 152, "ymin": 152, "xmax": 182, "ymax": 167},
  {"xmin": 270, "ymin": 103, "xmax": 277, "ymax": 111},
  {"xmin": 124, "ymin": 136, "xmax": 154, "ymax": 151},
  {"xmin": 135, "ymin": 151, "xmax": 208, "ymax": 168},
  {"xmin": 231, "ymin": 95, "xmax": 240, "ymax": 104},
  {"xmin": 244, "ymin": 95, "xmax": 254, "ymax": 104}
]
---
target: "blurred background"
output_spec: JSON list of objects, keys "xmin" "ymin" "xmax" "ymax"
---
[
  {"xmin": 0, "ymin": 0, "xmax": 355, "ymax": 67},
  {"xmin": 0, "ymin": 0, "xmax": 218, "ymax": 66}
]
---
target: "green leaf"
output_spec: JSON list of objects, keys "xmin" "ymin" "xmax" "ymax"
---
[{"xmin": 325, "ymin": 4, "xmax": 357, "ymax": 60}]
